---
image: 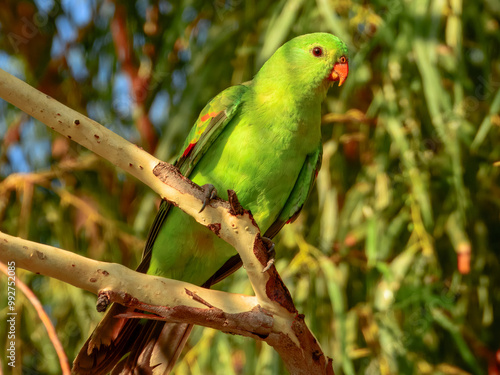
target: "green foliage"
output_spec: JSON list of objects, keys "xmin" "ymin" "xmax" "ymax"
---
[{"xmin": 1, "ymin": 0, "xmax": 499, "ymax": 374}]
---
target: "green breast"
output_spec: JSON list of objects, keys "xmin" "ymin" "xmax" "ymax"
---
[
  {"xmin": 148, "ymin": 99, "xmax": 320, "ymax": 285},
  {"xmin": 190, "ymin": 108, "xmax": 318, "ymax": 232}
]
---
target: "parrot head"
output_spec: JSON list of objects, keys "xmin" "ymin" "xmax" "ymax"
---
[
  {"xmin": 282, "ymin": 32, "xmax": 348, "ymax": 86},
  {"xmin": 255, "ymin": 33, "xmax": 349, "ymax": 101},
  {"xmin": 295, "ymin": 33, "xmax": 349, "ymax": 87}
]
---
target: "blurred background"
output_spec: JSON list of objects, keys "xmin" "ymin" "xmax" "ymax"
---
[{"xmin": 0, "ymin": 0, "xmax": 499, "ymax": 374}]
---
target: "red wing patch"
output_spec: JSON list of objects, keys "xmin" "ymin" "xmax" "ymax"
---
[
  {"xmin": 285, "ymin": 206, "xmax": 303, "ymax": 225},
  {"xmin": 182, "ymin": 142, "xmax": 197, "ymax": 158},
  {"xmin": 200, "ymin": 111, "xmax": 220, "ymax": 122}
]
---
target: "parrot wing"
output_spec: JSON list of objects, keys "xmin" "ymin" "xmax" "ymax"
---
[
  {"xmin": 264, "ymin": 144, "xmax": 323, "ymax": 239},
  {"xmin": 73, "ymin": 83, "xmax": 249, "ymax": 375},
  {"xmin": 74, "ymin": 85, "xmax": 322, "ymax": 375},
  {"xmin": 140, "ymin": 83, "xmax": 249, "ymax": 270}
]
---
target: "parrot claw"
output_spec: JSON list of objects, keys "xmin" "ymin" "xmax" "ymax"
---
[
  {"xmin": 199, "ymin": 184, "xmax": 218, "ymax": 213},
  {"xmin": 261, "ymin": 236, "xmax": 276, "ymax": 272}
]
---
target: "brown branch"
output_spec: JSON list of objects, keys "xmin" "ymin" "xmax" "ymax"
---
[
  {"xmin": 0, "ymin": 231, "xmax": 334, "ymax": 374},
  {"xmin": 0, "ymin": 261, "xmax": 71, "ymax": 375},
  {"xmin": 111, "ymin": 4, "xmax": 157, "ymax": 152},
  {"xmin": 103, "ymin": 289, "xmax": 275, "ymax": 339}
]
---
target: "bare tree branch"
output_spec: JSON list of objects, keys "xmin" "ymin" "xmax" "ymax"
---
[
  {"xmin": 0, "ymin": 68, "xmax": 335, "ymax": 375},
  {"xmin": 0, "ymin": 231, "xmax": 258, "ymax": 313}
]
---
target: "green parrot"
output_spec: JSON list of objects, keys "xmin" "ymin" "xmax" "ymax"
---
[{"xmin": 73, "ymin": 32, "xmax": 348, "ymax": 374}]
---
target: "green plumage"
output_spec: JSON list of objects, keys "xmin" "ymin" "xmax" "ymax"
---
[{"xmin": 73, "ymin": 32, "xmax": 348, "ymax": 375}]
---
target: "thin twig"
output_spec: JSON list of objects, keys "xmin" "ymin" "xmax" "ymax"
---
[{"xmin": 0, "ymin": 261, "xmax": 71, "ymax": 375}]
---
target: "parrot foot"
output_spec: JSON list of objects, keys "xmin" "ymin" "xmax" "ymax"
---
[
  {"xmin": 261, "ymin": 236, "xmax": 275, "ymax": 272},
  {"xmin": 199, "ymin": 184, "xmax": 218, "ymax": 213}
]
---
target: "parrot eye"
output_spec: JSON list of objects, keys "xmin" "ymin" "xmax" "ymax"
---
[
  {"xmin": 339, "ymin": 56, "xmax": 347, "ymax": 64},
  {"xmin": 312, "ymin": 47, "xmax": 323, "ymax": 57}
]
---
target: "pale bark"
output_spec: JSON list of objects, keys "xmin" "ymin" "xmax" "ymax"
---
[{"xmin": 0, "ymin": 68, "xmax": 334, "ymax": 375}]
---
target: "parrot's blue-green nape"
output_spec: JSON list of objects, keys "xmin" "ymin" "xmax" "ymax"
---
[{"xmin": 73, "ymin": 33, "xmax": 349, "ymax": 375}]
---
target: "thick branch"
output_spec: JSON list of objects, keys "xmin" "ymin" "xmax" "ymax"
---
[
  {"xmin": 0, "ymin": 231, "xmax": 257, "ymax": 313},
  {"xmin": 0, "ymin": 68, "xmax": 283, "ymax": 311},
  {"xmin": 0, "ymin": 68, "xmax": 334, "ymax": 375},
  {"xmin": 0, "ymin": 232, "xmax": 332, "ymax": 375}
]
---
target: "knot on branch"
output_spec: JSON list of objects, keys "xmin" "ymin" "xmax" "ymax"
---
[{"xmin": 96, "ymin": 291, "xmax": 112, "ymax": 312}]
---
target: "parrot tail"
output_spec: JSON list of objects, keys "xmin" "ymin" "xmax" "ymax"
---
[
  {"xmin": 72, "ymin": 255, "xmax": 242, "ymax": 374},
  {"xmin": 72, "ymin": 303, "xmax": 193, "ymax": 374}
]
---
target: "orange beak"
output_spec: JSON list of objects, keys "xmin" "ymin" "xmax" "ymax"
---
[{"xmin": 329, "ymin": 62, "xmax": 349, "ymax": 86}]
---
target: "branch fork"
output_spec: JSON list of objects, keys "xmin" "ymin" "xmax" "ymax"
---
[{"xmin": 0, "ymin": 68, "xmax": 334, "ymax": 375}]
